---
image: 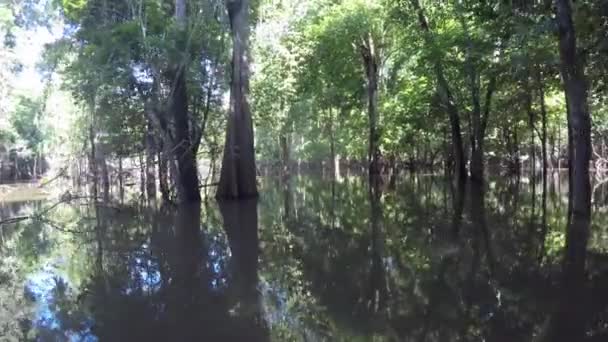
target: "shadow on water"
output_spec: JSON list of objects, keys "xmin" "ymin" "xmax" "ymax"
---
[{"xmin": 3, "ymin": 173, "xmax": 608, "ymax": 340}]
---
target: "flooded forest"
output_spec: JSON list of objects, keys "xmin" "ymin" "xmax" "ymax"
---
[{"xmin": 0, "ymin": 0, "xmax": 607, "ymax": 341}]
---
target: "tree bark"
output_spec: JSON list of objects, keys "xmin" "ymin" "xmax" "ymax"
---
[{"xmin": 216, "ymin": 0, "xmax": 258, "ymax": 199}]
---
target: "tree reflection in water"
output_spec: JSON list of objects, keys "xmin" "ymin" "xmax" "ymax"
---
[{"xmin": 2, "ymin": 174, "xmax": 608, "ymax": 340}]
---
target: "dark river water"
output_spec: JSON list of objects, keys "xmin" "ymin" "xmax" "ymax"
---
[{"xmin": 1, "ymin": 172, "xmax": 608, "ymax": 341}]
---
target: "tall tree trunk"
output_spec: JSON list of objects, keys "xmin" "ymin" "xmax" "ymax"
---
[
  {"xmin": 471, "ymin": 76, "xmax": 496, "ymax": 182},
  {"xmin": 525, "ymin": 72, "xmax": 537, "ymax": 196},
  {"xmin": 538, "ymin": 71, "xmax": 548, "ymax": 252},
  {"xmin": 556, "ymin": 0, "xmax": 591, "ymax": 280},
  {"xmin": 89, "ymin": 125, "xmax": 98, "ymax": 201},
  {"xmin": 216, "ymin": 0, "xmax": 258, "ymax": 199},
  {"xmin": 410, "ymin": 0, "xmax": 466, "ymax": 182},
  {"xmin": 538, "ymin": 71, "xmax": 548, "ymax": 187},
  {"xmin": 361, "ymin": 35, "xmax": 381, "ymax": 177},
  {"xmin": 171, "ymin": 0, "xmax": 201, "ymax": 203}
]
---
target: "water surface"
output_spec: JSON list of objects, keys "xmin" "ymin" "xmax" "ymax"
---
[{"xmin": 1, "ymin": 173, "xmax": 608, "ymax": 341}]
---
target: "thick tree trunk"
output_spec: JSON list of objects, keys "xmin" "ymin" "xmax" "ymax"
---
[
  {"xmin": 216, "ymin": 0, "xmax": 258, "ymax": 199},
  {"xmin": 556, "ymin": 0, "xmax": 591, "ymax": 279},
  {"xmin": 171, "ymin": 67, "xmax": 201, "ymax": 203},
  {"xmin": 170, "ymin": 0, "xmax": 201, "ymax": 203}
]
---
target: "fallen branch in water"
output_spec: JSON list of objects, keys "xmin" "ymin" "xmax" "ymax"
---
[{"xmin": 0, "ymin": 193, "xmax": 92, "ymax": 228}]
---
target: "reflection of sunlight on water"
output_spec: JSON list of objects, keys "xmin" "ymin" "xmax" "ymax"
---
[
  {"xmin": 208, "ymin": 234, "xmax": 230, "ymax": 291},
  {"xmin": 25, "ymin": 262, "xmax": 98, "ymax": 341},
  {"xmin": 125, "ymin": 243, "xmax": 162, "ymax": 295},
  {"xmin": 126, "ymin": 256, "xmax": 162, "ymax": 295}
]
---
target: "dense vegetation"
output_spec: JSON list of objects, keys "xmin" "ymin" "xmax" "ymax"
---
[
  {"xmin": 1, "ymin": 0, "xmax": 608, "ymax": 340},
  {"xmin": 0, "ymin": 0, "xmax": 606, "ymax": 195}
]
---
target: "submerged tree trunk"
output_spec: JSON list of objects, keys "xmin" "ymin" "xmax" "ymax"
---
[
  {"xmin": 539, "ymin": 1, "xmax": 592, "ymax": 341},
  {"xmin": 171, "ymin": 0, "xmax": 201, "ymax": 203},
  {"xmin": 216, "ymin": 0, "xmax": 258, "ymax": 199}
]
